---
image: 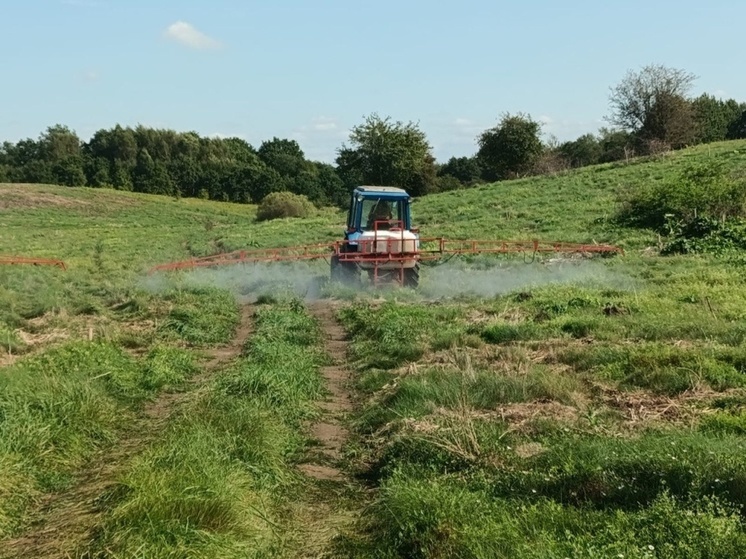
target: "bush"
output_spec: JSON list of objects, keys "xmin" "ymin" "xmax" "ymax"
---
[
  {"xmin": 617, "ymin": 160, "xmax": 746, "ymax": 230},
  {"xmin": 255, "ymin": 191, "xmax": 315, "ymax": 222}
]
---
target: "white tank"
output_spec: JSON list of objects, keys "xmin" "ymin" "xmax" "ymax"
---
[{"xmin": 357, "ymin": 230, "xmax": 419, "ymax": 269}]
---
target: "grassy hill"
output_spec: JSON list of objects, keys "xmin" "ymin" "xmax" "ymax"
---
[{"xmin": 2, "ymin": 139, "xmax": 746, "ymax": 558}]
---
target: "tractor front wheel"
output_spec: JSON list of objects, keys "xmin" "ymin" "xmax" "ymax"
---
[
  {"xmin": 330, "ymin": 255, "xmax": 360, "ymax": 286},
  {"xmin": 403, "ymin": 264, "xmax": 420, "ymax": 288}
]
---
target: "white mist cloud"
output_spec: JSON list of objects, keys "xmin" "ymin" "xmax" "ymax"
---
[
  {"xmin": 141, "ymin": 262, "xmax": 329, "ymax": 301},
  {"xmin": 140, "ymin": 258, "xmax": 636, "ymax": 304},
  {"xmin": 420, "ymin": 260, "xmax": 637, "ymax": 299},
  {"xmin": 164, "ymin": 21, "xmax": 222, "ymax": 50}
]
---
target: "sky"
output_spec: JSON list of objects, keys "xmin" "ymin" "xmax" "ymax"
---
[{"xmin": 1, "ymin": 0, "xmax": 745, "ymax": 163}]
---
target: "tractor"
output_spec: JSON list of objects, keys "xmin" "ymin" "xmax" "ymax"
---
[{"xmin": 331, "ymin": 186, "xmax": 420, "ymax": 287}]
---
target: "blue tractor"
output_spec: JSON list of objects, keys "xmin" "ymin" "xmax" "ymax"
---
[{"xmin": 330, "ymin": 186, "xmax": 421, "ymax": 287}]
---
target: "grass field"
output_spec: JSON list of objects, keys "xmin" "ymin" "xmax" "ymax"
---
[{"xmin": 2, "ymin": 139, "xmax": 746, "ymax": 558}]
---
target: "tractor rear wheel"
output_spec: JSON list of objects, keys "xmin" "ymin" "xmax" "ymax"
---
[
  {"xmin": 403, "ymin": 264, "xmax": 420, "ymax": 288},
  {"xmin": 330, "ymin": 255, "xmax": 360, "ymax": 286}
]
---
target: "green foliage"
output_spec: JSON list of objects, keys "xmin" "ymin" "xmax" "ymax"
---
[
  {"xmin": 2, "ymin": 124, "xmax": 346, "ymax": 206},
  {"xmin": 639, "ymin": 91, "xmax": 696, "ymax": 150},
  {"xmin": 438, "ymin": 156, "xmax": 482, "ymax": 185},
  {"xmin": 558, "ymin": 133, "xmax": 602, "ymax": 168},
  {"xmin": 692, "ymin": 94, "xmax": 746, "ymax": 144},
  {"xmin": 336, "ymin": 113, "xmax": 438, "ymax": 196},
  {"xmin": 85, "ymin": 299, "xmax": 325, "ymax": 557},
  {"xmin": 0, "ymin": 341, "xmax": 198, "ymax": 538},
  {"xmin": 477, "ymin": 112, "xmax": 544, "ymax": 180},
  {"xmin": 608, "ymin": 64, "xmax": 697, "ymax": 134},
  {"xmin": 255, "ymin": 190, "xmax": 316, "ymax": 221},
  {"xmin": 730, "ymin": 110, "xmax": 746, "ymax": 139},
  {"xmin": 480, "ymin": 321, "xmax": 544, "ymax": 343},
  {"xmin": 341, "ymin": 474, "xmax": 746, "ymax": 559},
  {"xmin": 560, "ymin": 342, "xmax": 746, "ymax": 395},
  {"xmin": 701, "ymin": 410, "xmax": 746, "ymax": 435},
  {"xmin": 339, "ymin": 301, "xmax": 462, "ymax": 369},
  {"xmin": 358, "ymin": 365, "xmax": 580, "ymax": 435},
  {"xmin": 661, "ymin": 217, "xmax": 746, "ymax": 255},
  {"xmin": 158, "ymin": 287, "xmax": 239, "ymax": 345},
  {"xmin": 617, "ymin": 159, "xmax": 746, "ymax": 231}
]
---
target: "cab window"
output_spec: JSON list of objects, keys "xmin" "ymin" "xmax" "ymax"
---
[{"xmin": 362, "ymin": 199, "xmax": 402, "ymax": 230}]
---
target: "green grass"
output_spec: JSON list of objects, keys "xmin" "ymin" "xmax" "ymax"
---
[
  {"xmin": 0, "ymin": 342, "xmax": 197, "ymax": 538},
  {"xmin": 82, "ymin": 299, "xmax": 327, "ymax": 558},
  {"xmin": 338, "ymin": 473, "xmax": 746, "ymax": 559},
  {"xmin": 4, "ymin": 140, "xmax": 746, "ymax": 556}
]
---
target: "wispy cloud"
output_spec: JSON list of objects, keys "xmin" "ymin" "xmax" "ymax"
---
[
  {"xmin": 81, "ymin": 70, "xmax": 99, "ymax": 83},
  {"xmin": 292, "ymin": 116, "xmax": 348, "ymax": 163},
  {"xmin": 208, "ymin": 132, "xmax": 247, "ymax": 140},
  {"xmin": 163, "ymin": 21, "xmax": 222, "ymax": 50}
]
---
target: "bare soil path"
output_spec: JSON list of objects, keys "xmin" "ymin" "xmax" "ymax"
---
[
  {"xmin": 1, "ymin": 304, "xmax": 255, "ymax": 559},
  {"xmin": 300, "ymin": 302, "xmax": 354, "ymax": 482},
  {"xmin": 288, "ymin": 301, "xmax": 365, "ymax": 559}
]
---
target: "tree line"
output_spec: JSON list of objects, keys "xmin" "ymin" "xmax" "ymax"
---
[{"xmin": 1, "ymin": 64, "xmax": 744, "ymax": 206}]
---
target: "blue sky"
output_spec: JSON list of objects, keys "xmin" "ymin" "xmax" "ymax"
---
[{"xmin": 1, "ymin": 0, "xmax": 744, "ymax": 162}]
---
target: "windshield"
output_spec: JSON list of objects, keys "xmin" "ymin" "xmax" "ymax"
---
[{"xmin": 361, "ymin": 198, "xmax": 403, "ymax": 230}]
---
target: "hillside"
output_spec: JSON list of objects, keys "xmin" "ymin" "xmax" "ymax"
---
[{"xmin": 2, "ymin": 140, "xmax": 746, "ymax": 558}]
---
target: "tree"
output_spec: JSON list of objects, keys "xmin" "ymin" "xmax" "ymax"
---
[
  {"xmin": 692, "ymin": 94, "xmax": 746, "ymax": 144},
  {"xmin": 132, "ymin": 148, "xmax": 173, "ymax": 195},
  {"xmin": 313, "ymin": 162, "xmax": 346, "ymax": 207},
  {"xmin": 558, "ymin": 134, "xmax": 602, "ymax": 168},
  {"xmin": 258, "ymin": 138, "xmax": 306, "ymax": 175},
  {"xmin": 729, "ymin": 110, "xmax": 746, "ymax": 139},
  {"xmin": 639, "ymin": 91, "xmax": 695, "ymax": 150},
  {"xmin": 598, "ymin": 128, "xmax": 636, "ymax": 163},
  {"xmin": 335, "ymin": 114, "xmax": 437, "ymax": 196},
  {"xmin": 438, "ymin": 156, "xmax": 482, "ymax": 185},
  {"xmin": 476, "ymin": 113, "xmax": 543, "ymax": 180},
  {"xmin": 607, "ymin": 64, "xmax": 696, "ymax": 134}
]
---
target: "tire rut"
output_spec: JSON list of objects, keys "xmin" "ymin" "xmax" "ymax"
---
[
  {"xmin": 1, "ymin": 304, "xmax": 255, "ymax": 559},
  {"xmin": 300, "ymin": 301, "xmax": 354, "ymax": 483}
]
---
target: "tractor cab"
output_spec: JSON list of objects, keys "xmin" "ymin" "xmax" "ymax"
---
[{"xmin": 344, "ymin": 186, "xmax": 414, "ymax": 242}]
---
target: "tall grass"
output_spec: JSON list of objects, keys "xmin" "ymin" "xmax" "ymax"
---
[
  {"xmin": 337, "ymin": 472, "xmax": 746, "ymax": 559},
  {"xmin": 157, "ymin": 286, "xmax": 240, "ymax": 345},
  {"xmin": 0, "ymin": 342, "xmax": 196, "ymax": 538},
  {"xmin": 84, "ymin": 298, "xmax": 326, "ymax": 557}
]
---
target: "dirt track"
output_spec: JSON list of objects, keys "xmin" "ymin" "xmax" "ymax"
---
[
  {"xmin": 301, "ymin": 302, "xmax": 354, "ymax": 482},
  {"xmin": 1, "ymin": 305, "xmax": 255, "ymax": 559}
]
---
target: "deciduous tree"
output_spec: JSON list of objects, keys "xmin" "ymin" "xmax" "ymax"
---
[
  {"xmin": 607, "ymin": 64, "xmax": 696, "ymax": 137},
  {"xmin": 476, "ymin": 113, "xmax": 543, "ymax": 180},
  {"xmin": 336, "ymin": 114, "xmax": 437, "ymax": 196}
]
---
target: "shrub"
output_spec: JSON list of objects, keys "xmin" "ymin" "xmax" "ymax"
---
[
  {"xmin": 617, "ymin": 160, "xmax": 746, "ymax": 231},
  {"xmin": 255, "ymin": 191, "xmax": 315, "ymax": 222}
]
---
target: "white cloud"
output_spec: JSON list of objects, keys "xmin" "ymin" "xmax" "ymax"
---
[
  {"xmin": 311, "ymin": 116, "xmax": 338, "ymax": 131},
  {"xmin": 164, "ymin": 21, "xmax": 221, "ymax": 50},
  {"xmin": 292, "ymin": 116, "xmax": 348, "ymax": 163},
  {"xmin": 82, "ymin": 70, "xmax": 99, "ymax": 82}
]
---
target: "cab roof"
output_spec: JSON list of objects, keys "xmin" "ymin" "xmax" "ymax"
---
[{"xmin": 354, "ymin": 185, "xmax": 410, "ymax": 196}]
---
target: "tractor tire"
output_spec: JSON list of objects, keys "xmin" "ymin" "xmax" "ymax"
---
[
  {"xmin": 330, "ymin": 255, "xmax": 360, "ymax": 286},
  {"xmin": 403, "ymin": 263, "xmax": 420, "ymax": 288}
]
